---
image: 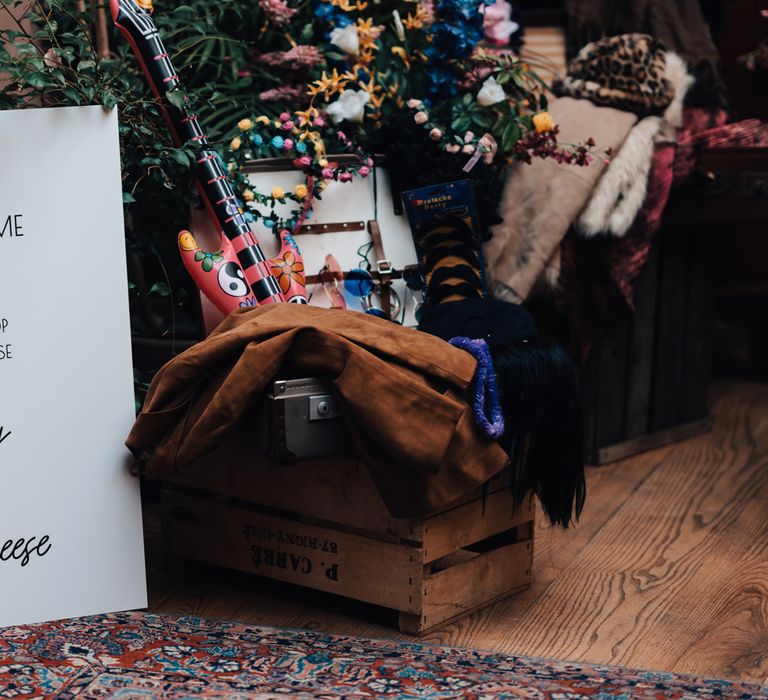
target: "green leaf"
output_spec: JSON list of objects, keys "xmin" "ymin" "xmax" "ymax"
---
[
  {"xmin": 149, "ymin": 281, "xmax": 170, "ymax": 296},
  {"xmin": 122, "ymin": 191, "xmax": 137, "ymax": 204},
  {"xmin": 170, "ymin": 149, "xmax": 190, "ymax": 167},
  {"xmin": 101, "ymin": 92, "xmax": 118, "ymax": 110},
  {"xmin": 24, "ymin": 72, "xmax": 48, "ymax": 88},
  {"xmin": 201, "ymin": 257, "xmax": 213, "ymax": 272},
  {"xmin": 166, "ymin": 89, "xmax": 187, "ymax": 109}
]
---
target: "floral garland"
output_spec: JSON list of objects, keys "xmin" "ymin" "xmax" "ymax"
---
[
  {"xmin": 404, "ymin": 99, "xmax": 598, "ymax": 167},
  {"xmin": 227, "ymin": 109, "xmax": 373, "ymax": 236}
]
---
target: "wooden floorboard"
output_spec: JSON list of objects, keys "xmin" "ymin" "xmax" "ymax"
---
[{"xmin": 147, "ymin": 380, "xmax": 768, "ymax": 684}]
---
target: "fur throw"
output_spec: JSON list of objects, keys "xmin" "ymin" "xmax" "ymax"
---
[
  {"xmin": 576, "ymin": 52, "xmax": 693, "ymax": 237},
  {"xmin": 553, "ymin": 34, "xmax": 674, "ymax": 118}
]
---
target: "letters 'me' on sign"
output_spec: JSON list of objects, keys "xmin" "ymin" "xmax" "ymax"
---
[{"xmin": 0, "ymin": 106, "xmax": 146, "ymax": 627}]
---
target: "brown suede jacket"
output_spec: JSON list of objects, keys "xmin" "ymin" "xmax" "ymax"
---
[{"xmin": 127, "ymin": 304, "xmax": 508, "ymax": 517}]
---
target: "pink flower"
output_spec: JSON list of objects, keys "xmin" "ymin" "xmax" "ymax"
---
[
  {"xmin": 358, "ymin": 166, "xmax": 370, "ymax": 177},
  {"xmin": 464, "ymin": 130, "xmax": 475, "ymax": 143},
  {"xmin": 282, "ymin": 120, "xmax": 295, "ymax": 130},
  {"xmin": 414, "ymin": 111, "xmax": 428, "ymax": 125},
  {"xmin": 485, "ymin": 19, "xmax": 519, "ymax": 45},
  {"xmin": 293, "ymin": 156, "xmax": 312, "ymax": 169},
  {"xmin": 337, "ymin": 131, "xmax": 347, "ymax": 141},
  {"xmin": 259, "ymin": 46, "xmax": 323, "ymax": 68},
  {"xmin": 283, "ymin": 138, "xmax": 294, "ymax": 150},
  {"xmin": 321, "ymin": 168, "xmax": 334, "ymax": 179},
  {"xmin": 407, "ymin": 99, "xmax": 424, "ymax": 109},
  {"xmin": 258, "ymin": 85, "xmax": 304, "ymax": 102},
  {"xmin": 462, "ymin": 144, "xmax": 475, "ymax": 154},
  {"xmin": 260, "ymin": 0, "xmax": 297, "ymax": 26},
  {"xmin": 445, "ymin": 144, "xmax": 461, "ymax": 153},
  {"xmin": 429, "ymin": 127, "xmax": 442, "ymax": 140},
  {"xmin": 279, "ymin": 112, "xmax": 291, "ymax": 122},
  {"xmin": 479, "ymin": 132, "xmax": 498, "ymax": 163},
  {"xmin": 313, "ymin": 117, "xmax": 326, "ymax": 127},
  {"xmin": 481, "ymin": 0, "xmax": 519, "ymax": 46},
  {"xmin": 419, "ymin": 0, "xmax": 435, "ymax": 23},
  {"xmin": 339, "ymin": 172, "xmax": 353, "ymax": 182},
  {"xmin": 366, "ymin": 157, "xmax": 374, "ymax": 167}
]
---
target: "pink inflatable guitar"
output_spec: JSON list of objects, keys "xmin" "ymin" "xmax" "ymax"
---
[{"xmin": 112, "ymin": 0, "xmax": 309, "ymax": 311}]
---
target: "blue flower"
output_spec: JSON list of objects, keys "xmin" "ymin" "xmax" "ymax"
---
[
  {"xmin": 252, "ymin": 133, "xmax": 263, "ymax": 146},
  {"xmin": 335, "ymin": 13, "xmax": 352, "ymax": 26},
  {"xmin": 425, "ymin": 66, "xmax": 459, "ymax": 100},
  {"xmin": 313, "ymin": 1, "xmax": 336, "ymax": 20},
  {"xmin": 295, "ymin": 141, "xmax": 307, "ymax": 153},
  {"xmin": 271, "ymin": 135, "xmax": 284, "ymax": 148}
]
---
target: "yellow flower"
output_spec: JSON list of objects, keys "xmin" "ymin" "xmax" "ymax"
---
[
  {"xmin": 295, "ymin": 107, "xmax": 319, "ymax": 127},
  {"xmin": 532, "ymin": 111, "xmax": 555, "ymax": 133},
  {"xmin": 230, "ymin": 136, "xmax": 242, "ymax": 150},
  {"xmin": 271, "ymin": 186, "xmax": 285, "ymax": 199},
  {"xmin": 237, "ymin": 118, "xmax": 253, "ymax": 131},
  {"xmin": 318, "ymin": 158, "xmax": 328, "ymax": 167},
  {"xmin": 294, "ymin": 184, "xmax": 308, "ymax": 199},
  {"xmin": 308, "ymin": 132, "xmax": 326, "ymax": 156},
  {"xmin": 307, "ymin": 68, "xmax": 350, "ymax": 99},
  {"xmin": 243, "ymin": 189, "xmax": 255, "ymax": 201},
  {"xmin": 391, "ymin": 46, "xmax": 410, "ymax": 67},
  {"xmin": 255, "ymin": 115, "xmax": 270, "ymax": 124}
]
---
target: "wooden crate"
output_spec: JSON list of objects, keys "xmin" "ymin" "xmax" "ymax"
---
[{"xmin": 162, "ymin": 453, "xmax": 533, "ymax": 635}]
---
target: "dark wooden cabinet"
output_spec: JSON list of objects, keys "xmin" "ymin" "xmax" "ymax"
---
[{"xmin": 583, "ymin": 147, "xmax": 768, "ymax": 464}]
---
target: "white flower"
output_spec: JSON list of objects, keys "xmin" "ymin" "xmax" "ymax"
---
[
  {"xmin": 326, "ymin": 89, "xmax": 370, "ymax": 124},
  {"xmin": 392, "ymin": 10, "xmax": 405, "ymax": 41},
  {"xmin": 330, "ymin": 24, "xmax": 359, "ymax": 56},
  {"xmin": 477, "ymin": 75, "xmax": 506, "ymax": 106}
]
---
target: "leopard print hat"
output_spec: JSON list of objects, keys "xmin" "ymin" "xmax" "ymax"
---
[{"xmin": 552, "ymin": 34, "xmax": 675, "ymax": 117}]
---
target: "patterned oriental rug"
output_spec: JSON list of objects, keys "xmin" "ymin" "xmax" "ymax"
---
[{"xmin": 1, "ymin": 612, "xmax": 766, "ymax": 699}]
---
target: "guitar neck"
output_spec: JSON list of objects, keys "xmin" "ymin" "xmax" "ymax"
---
[{"xmin": 112, "ymin": 0, "xmax": 284, "ymax": 304}]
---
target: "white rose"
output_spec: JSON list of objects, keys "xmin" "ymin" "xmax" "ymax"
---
[
  {"xmin": 477, "ymin": 76, "xmax": 506, "ymax": 107},
  {"xmin": 392, "ymin": 10, "xmax": 405, "ymax": 41},
  {"xmin": 330, "ymin": 24, "xmax": 359, "ymax": 56},
  {"xmin": 326, "ymin": 89, "xmax": 370, "ymax": 124}
]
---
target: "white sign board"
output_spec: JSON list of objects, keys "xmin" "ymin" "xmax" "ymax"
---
[{"xmin": 0, "ymin": 106, "xmax": 147, "ymax": 627}]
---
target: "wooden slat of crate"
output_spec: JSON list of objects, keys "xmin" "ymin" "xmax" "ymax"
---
[
  {"xmin": 421, "ymin": 491, "xmax": 534, "ymax": 564},
  {"xmin": 624, "ymin": 240, "xmax": 660, "ymax": 439},
  {"xmin": 163, "ymin": 488, "xmax": 423, "ymax": 614},
  {"xmin": 595, "ymin": 315, "xmax": 631, "ymax": 447},
  {"xmin": 169, "ymin": 427, "xmax": 512, "ymax": 542},
  {"xmin": 651, "ymin": 226, "xmax": 690, "ymax": 431},
  {"xmin": 399, "ymin": 539, "xmax": 533, "ymax": 635},
  {"xmin": 163, "ymin": 485, "xmax": 535, "ymax": 634},
  {"xmin": 680, "ymin": 230, "xmax": 715, "ymax": 423}
]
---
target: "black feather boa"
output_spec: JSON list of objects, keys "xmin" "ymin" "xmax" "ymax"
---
[{"xmin": 492, "ymin": 340, "xmax": 586, "ymax": 528}]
